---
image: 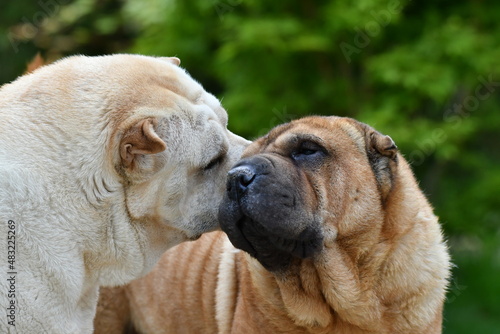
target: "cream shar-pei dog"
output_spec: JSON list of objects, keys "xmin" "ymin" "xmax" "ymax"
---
[{"xmin": 0, "ymin": 54, "xmax": 247, "ymax": 333}]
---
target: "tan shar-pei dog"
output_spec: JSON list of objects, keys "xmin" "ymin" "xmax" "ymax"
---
[
  {"xmin": 95, "ymin": 116, "xmax": 451, "ymax": 334},
  {"xmin": 0, "ymin": 54, "xmax": 247, "ymax": 333}
]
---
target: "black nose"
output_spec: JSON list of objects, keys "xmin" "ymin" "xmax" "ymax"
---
[{"xmin": 227, "ymin": 165, "xmax": 256, "ymax": 200}]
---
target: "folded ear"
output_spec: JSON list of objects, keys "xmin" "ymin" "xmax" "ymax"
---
[
  {"xmin": 370, "ymin": 131, "xmax": 398, "ymax": 159},
  {"xmin": 24, "ymin": 53, "xmax": 46, "ymax": 74},
  {"xmin": 120, "ymin": 118, "xmax": 166, "ymax": 169},
  {"xmin": 363, "ymin": 126, "xmax": 398, "ymax": 201},
  {"xmin": 159, "ymin": 57, "xmax": 181, "ymax": 66}
]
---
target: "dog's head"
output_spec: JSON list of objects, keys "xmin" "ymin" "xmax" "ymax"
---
[
  {"xmin": 20, "ymin": 54, "xmax": 249, "ymax": 264},
  {"xmin": 102, "ymin": 55, "xmax": 249, "ymax": 254},
  {"xmin": 219, "ymin": 116, "xmax": 398, "ymax": 271},
  {"xmin": 7, "ymin": 54, "xmax": 250, "ymax": 281}
]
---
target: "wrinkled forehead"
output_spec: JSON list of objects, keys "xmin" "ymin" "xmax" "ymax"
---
[
  {"xmin": 141, "ymin": 57, "xmax": 228, "ymax": 125},
  {"xmin": 97, "ymin": 55, "xmax": 228, "ymax": 125},
  {"xmin": 246, "ymin": 116, "xmax": 366, "ymax": 155},
  {"xmin": 195, "ymin": 91, "xmax": 228, "ymax": 126}
]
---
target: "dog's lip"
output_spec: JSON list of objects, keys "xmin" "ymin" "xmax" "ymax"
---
[
  {"xmin": 234, "ymin": 217, "xmax": 258, "ymax": 256},
  {"xmin": 185, "ymin": 222, "xmax": 219, "ymax": 241},
  {"xmin": 235, "ymin": 215, "xmax": 321, "ymax": 259},
  {"xmin": 187, "ymin": 233, "xmax": 202, "ymax": 241}
]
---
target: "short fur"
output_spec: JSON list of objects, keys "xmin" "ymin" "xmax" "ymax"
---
[
  {"xmin": 94, "ymin": 116, "xmax": 450, "ymax": 334},
  {"xmin": 0, "ymin": 54, "xmax": 248, "ymax": 333}
]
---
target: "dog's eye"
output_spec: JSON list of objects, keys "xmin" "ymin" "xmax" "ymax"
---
[
  {"xmin": 292, "ymin": 141, "xmax": 325, "ymax": 160},
  {"xmin": 296, "ymin": 148, "xmax": 317, "ymax": 156},
  {"xmin": 203, "ymin": 154, "xmax": 224, "ymax": 171}
]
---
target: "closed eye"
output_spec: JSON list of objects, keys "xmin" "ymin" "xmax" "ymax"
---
[
  {"xmin": 294, "ymin": 148, "xmax": 317, "ymax": 156},
  {"xmin": 203, "ymin": 154, "xmax": 225, "ymax": 171},
  {"xmin": 291, "ymin": 141, "xmax": 326, "ymax": 161}
]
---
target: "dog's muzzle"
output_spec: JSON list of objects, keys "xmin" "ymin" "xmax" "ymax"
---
[{"xmin": 219, "ymin": 156, "xmax": 323, "ymax": 271}]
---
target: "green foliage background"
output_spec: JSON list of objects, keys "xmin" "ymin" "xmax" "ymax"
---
[{"xmin": 1, "ymin": 0, "xmax": 499, "ymax": 332}]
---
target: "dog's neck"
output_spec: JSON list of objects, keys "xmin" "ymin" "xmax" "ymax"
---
[
  {"xmin": 240, "ymin": 248, "xmax": 383, "ymax": 333},
  {"xmin": 84, "ymin": 197, "xmax": 148, "ymax": 286}
]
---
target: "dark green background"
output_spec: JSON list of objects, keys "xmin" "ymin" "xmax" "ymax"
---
[{"xmin": 1, "ymin": 1, "xmax": 499, "ymax": 332}]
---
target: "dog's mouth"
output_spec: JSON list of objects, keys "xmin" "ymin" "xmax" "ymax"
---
[
  {"xmin": 187, "ymin": 233, "xmax": 202, "ymax": 241},
  {"xmin": 237, "ymin": 216, "xmax": 321, "ymax": 257},
  {"xmin": 221, "ymin": 209, "xmax": 323, "ymax": 271}
]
